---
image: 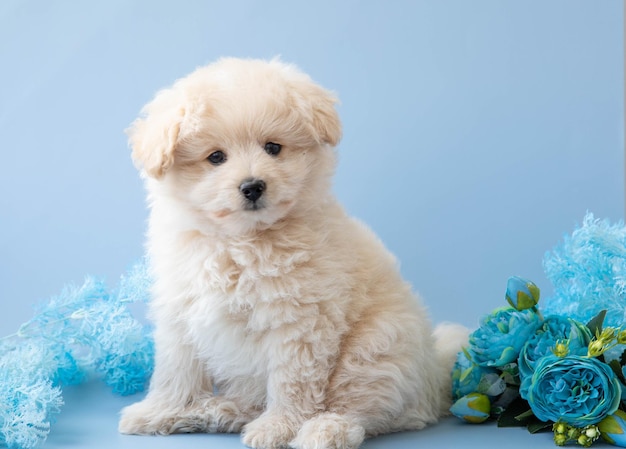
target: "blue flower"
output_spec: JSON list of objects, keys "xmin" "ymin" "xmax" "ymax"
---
[
  {"xmin": 520, "ymin": 355, "xmax": 621, "ymax": 427},
  {"xmin": 469, "ymin": 307, "xmax": 542, "ymax": 368},
  {"xmin": 449, "ymin": 393, "xmax": 491, "ymax": 423},
  {"xmin": 451, "ymin": 349, "xmax": 503, "ymax": 401},
  {"xmin": 599, "ymin": 410, "xmax": 626, "ymax": 446},
  {"xmin": 518, "ymin": 315, "xmax": 592, "ymax": 381},
  {"xmin": 506, "ymin": 276, "xmax": 541, "ymax": 311}
]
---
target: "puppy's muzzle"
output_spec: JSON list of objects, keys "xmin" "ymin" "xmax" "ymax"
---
[{"xmin": 240, "ymin": 179, "xmax": 266, "ymax": 204}]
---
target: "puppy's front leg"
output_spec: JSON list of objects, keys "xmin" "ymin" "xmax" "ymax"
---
[
  {"xmin": 242, "ymin": 320, "xmax": 337, "ymax": 449},
  {"xmin": 119, "ymin": 323, "xmax": 217, "ymax": 435},
  {"xmin": 118, "ymin": 322, "xmax": 205, "ymax": 434}
]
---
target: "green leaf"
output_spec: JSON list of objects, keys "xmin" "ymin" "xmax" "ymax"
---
[
  {"xmin": 528, "ymin": 420, "xmax": 553, "ymax": 434},
  {"xmin": 497, "ymin": 397, "xmax": 533, "ymax": 428},
  {"xmin": 491, "ymin": 388, "xmax": 521, "ymax": 418},
  {"xmin": 459, "ymin": 366, "xmax": 473, "ymax": 383},
  {"xmin": 515, "ymin": 410, "xmax": 535, "ymax": 421},
  {"xmin": 609, "ymin": 359, "xmax": 626, "ymax": 385},
  {"xmin": 587, "ymin": 310, "xmax": 607, "ymax": 336},
  {"xmin": 619, "ymin": 348, "xmax": 626, "ymax": 366}
]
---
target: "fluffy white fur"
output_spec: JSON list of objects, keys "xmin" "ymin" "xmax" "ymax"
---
[{"xmin": 118, "ymin": 57, "xmax": 468, "ymax": 449}]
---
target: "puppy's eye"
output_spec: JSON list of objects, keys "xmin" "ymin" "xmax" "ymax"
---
[
  {"xmin": 264, "ymin": 142, "xmax": 282, "ymax": 156},
  {"xmin": 207, "ymin": 150, "xmax": 227, "ymax": 165}
]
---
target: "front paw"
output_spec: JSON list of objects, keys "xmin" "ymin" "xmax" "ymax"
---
[
  {"xmin": 119, "ymin": 398, "xmax": 183, "ymax": 435},
  {"xmin": 120, "ymin": 395, "xmax": 255, "ymax": 435},
  {"xmin": 242, "ymin": 413, "xmax": 297, "ymax": 449}
]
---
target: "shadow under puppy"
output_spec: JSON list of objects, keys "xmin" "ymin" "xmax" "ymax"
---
[{"xmin": 118, "ymin": 57, "xmax": 468, "ymax": 449}]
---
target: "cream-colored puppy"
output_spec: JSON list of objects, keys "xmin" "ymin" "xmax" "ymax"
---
[{"xmin": 118, "ymin": 58, "xmax": 467, "ymax": 449}]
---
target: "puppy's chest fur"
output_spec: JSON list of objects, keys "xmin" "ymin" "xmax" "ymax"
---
[
  {"xmin": 170, "ymin": 230, "xmax": 351, "ymax": 380},
  {"xmin": 209, "ymin": 238, "xmax": 313, "ymax": 314}
]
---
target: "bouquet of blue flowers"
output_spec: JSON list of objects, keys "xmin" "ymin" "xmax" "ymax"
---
[{"xmin": 450, "ymin": 214, "xmax": 626, "ymax": 447}]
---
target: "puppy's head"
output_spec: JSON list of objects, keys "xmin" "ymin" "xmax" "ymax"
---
[{"xmin": 129, "ymin": 58, "xmax": 341, "ymax": 235}]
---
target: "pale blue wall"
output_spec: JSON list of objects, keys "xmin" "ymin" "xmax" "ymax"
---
[{"xmin": 0, "ymin": 0, "xmax": 623, "ymax": 328}]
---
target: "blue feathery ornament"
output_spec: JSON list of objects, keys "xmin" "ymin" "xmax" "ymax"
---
[
  {"xmin": 542, "ymin": 213, "xmax": 626, "ymax": 326},
  {"xmin": 0, "ymin": 343, "xmax": 64, "ymax": 449},
  {"xmin": 0, "ymin": 259, "xmax": 154, "ymax": 449}
]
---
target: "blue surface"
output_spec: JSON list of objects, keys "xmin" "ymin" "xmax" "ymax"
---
[
  {"xmin": 46, "ymin": 381, "xmax": 609, "ymax": 449},
  {"xmin": 0, "ymin": 1, "xmax": 623, "ymax": 448}
]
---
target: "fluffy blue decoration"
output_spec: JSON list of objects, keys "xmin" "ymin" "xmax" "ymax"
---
[
  {"xmin": 117, "ymin": 259, "xmax": 152, "ymax": 304},
  {"xmin": 542, "ymin": 213, "xmax": 626, "ymax": 326},
  {"xmin": 0, "ymin": 343, "xmax": 64, "ymax": 449},
  {"xmin": 0, "ymin": 260, "xmax": 154, "ymax": 449}
]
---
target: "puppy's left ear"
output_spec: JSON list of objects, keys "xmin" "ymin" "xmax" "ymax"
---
[
  {"xmin": 308, "ymin": 85, "xmax": 342, "ymax": 147},
  {"xmin": 291, "ymin": 82, "xmax": 342, "ymax": 147}
]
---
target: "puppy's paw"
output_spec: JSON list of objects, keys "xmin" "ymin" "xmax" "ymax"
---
[
  {"xmin": 119, "ymin": 398, "xmax": 182, "ymax": 435},
  {"xmin": 180, "ymin": 396, "xmax": 254, "ymax": 433},
  {"xmin": 291, "ymin": 413, "xmax": 365, "ymax": 449},
  {"xmin": 119, "ymin": 396, "xmax": 253, "ymax": 435},
  {"xmin": 242, "ymin": 413, "xmax": 297, "ymax": 449}
]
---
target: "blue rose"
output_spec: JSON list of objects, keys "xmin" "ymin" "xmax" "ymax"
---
[
  {"xmin": 520, "ymin": 355, "xmax": 621, "ymax": 427},
  {"xmin": 451, "ymin": 349, "xmax": 504, "ymax": 401},
  {"xmin": 506, "ymin": 276, "xmax": 540, "ymax": 311},
  {"xmin": 518, "ymin": 315, "xmax": 592, "ymax": 380},
  {"xmin": 469, "ymin": 307, "xmax": 542, "ymax": 368}
]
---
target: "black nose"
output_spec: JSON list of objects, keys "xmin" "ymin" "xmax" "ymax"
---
[{"xmin": 239, "ymin": 179, "xmax": 266, "ymax": 202}]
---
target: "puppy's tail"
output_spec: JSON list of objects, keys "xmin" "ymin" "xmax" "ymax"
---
[{"xmin": 432, "ymin": 322, "xmax": 471, "ymax": 416}]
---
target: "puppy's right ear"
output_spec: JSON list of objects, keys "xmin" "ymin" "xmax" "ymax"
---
[{"xmin": 127, "ymin": 90, "xmax": 185, "ymax": 179}]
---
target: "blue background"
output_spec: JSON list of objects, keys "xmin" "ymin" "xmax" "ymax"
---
[{"xmin": 0, "ymin": 1, "xmax": 623, "ymax": 448}]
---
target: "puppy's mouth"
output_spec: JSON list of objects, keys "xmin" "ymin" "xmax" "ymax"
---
[
  {"xmin": 242, "ymin": 200, "xmax": 266, "ymax": 212},
  {"xmin": 212, "ymin": 201, "xmax": 265, "ymax": 219}
]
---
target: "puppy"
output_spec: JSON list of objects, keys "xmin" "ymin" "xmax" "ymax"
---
[{"xmin": 118, "ymin": 58, "xmax": 468, "ymax": 449}]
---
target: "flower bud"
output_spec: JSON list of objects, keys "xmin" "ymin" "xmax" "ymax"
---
[
  {"xmin": 567, "ymin": 426, "xmax": 581, "ymax": 439},
  {"xmin": 584, "ymin": 425, "xmax": 599, "ymax": 439},
  {"xmin": 554, "ymin": 433, "xmax": 567, "ymax": 446},
  {"xmin": 600, "ymin": 327, "xmax": 618, "ymax": 344},
  {"xmin": 588, "ymin": 339, "xmax": 606, "ymax": 358},
  {"xmin": 553, "ymin": 422, "xmax": 567, "ymax": 435},
  {"xmin": 599, "ymin": 410, "xmax": 626, "ymax": 447},
  {"xmin": 505, "ymin": 276, "xmax": 540, "ymax": 311},
  {"xmin": 449, "ymin": 393, "xmax": 491, "ymax": 424}
]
